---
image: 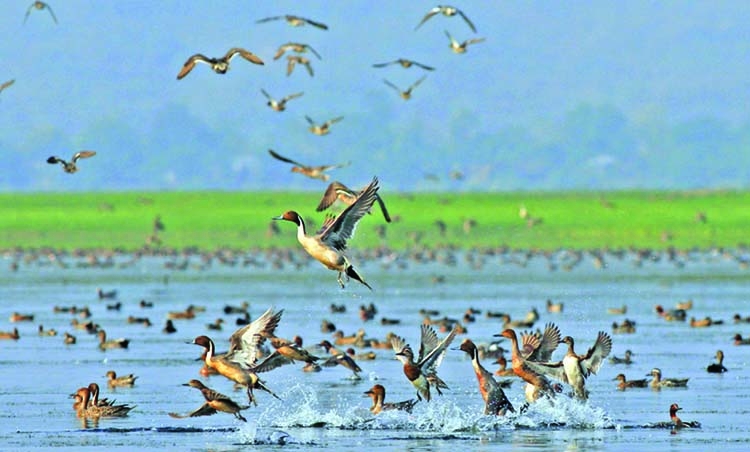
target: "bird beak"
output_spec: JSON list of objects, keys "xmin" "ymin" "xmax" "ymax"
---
[{"xmin": 272, "ymin": 215, "xmax": 283, "ymax": 221}]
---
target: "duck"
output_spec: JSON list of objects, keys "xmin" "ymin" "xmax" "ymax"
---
[
  {"xmin": 613, "ymin": 373, "xmax": 648, "ymax": 390},
  {"xmin": 494, "ymin": 356, "xmax": 515, "ymax": 377},
  {"xmin": 167, "ymin": 305, "xmax": 200, "ymax": 320},
  {"xmin": 10, "ymin": 312, "xmax": 34, "ymax": 322},
  {"xmin": 72, "ymin": 386, "xmax": 134, "ymax": 418},
  {"xmin": 274, "ymin": 42, "xmax": 321, "ymax": 60},
  {"xmin": 260, "ymin": 89, "xmax": 303, "ymax": 112},
  {"xmin": 364, "ymin": 384, "xmax": 418, "ymax": 414},
  {"xmin": 63, "ymin": 332, "xmax": 76, "ymax": 344},
  {"xmin": 273, "ymin": 177, "xmax": 380, "ymax": 290},
  {"xmin": 372, "ymin": 58, "xmax": 434, "ymax": 70},
  {"xmin": 648, "ymin": 368, "xmax": 689, "ymax": 388},
  {"xmin": 457, "ymin": 339, "xmax": 514, "ymax": 415},
  {"xmin": 191, "ymin": 307, "xmax": 287, "ymax": 404},
  {"xmin": 24, "ymin": 1, "xmax": 57, "ymax": 24},
  {"xmin": 305, "ymin": 115, "xmax": 344, "ymax": 135},
  {"xmin": 286, "ymin": 55, "xmax": 314, "ymax": 77},
  {"xmin": 0, "ymin": 328, "xmax": 20, "ymax": 340},
  {"xmin": 733, "ymin": 313, "xmax": 750, "ymax": 324},
  {"xmin": 609, "ymin": 350, "xmax": 634, "ymax": 365},
  {"xmin": 525, "ymin": 332, "xmax": 612, "ymax": 400},
  {"xmin": 176, "ymin": 48, "xmax": 264, "ymax": 80},
  {"xmin": 317, "ymin": 181, "xmax": 392, "ymax": 223},
  {"xmin": 612, "ymin": 319, "xmax": 636, "ymax": 334},
  {"xmin": 47, "ymin": 151, "xmax": 96, "ymax": 174},
  {"xmin": 501, "ymin": 314, "xmax": 534, "ymax": 329},
  {"xmin": 706, "ymin": 350, "xmax": 728, "ymax": 373},
  {"xmin": 97, "ymin": 330, "xmax": 129, "ymax": 350},
  {"xmin": 268, "ymin": 149, "xmax": 350, "ymax": 182},
  {"xmin": 162, "ymin": 319, "xmax": 177, "ymax": 334},
  {"xmin": 415, "ymin": 5, "xmax": 476, "ymax": 32},
  {"xmin": 38, "ymin": 325, "xmax": 57, "ymax": 336},
  {"xmin": 333, "ymin": 329, "xmax": 366, "ymax": 347},
  {"xmin": 444, "ymin": 30, "xmax": 485, "ymax": 54},
  {"xmin": 139, "ymin": 299, "xmax": 154, "ymax": 308},
  {"xmin": 382, "ymin": 75, "xmax": 427, "ymax": 101},
  {"xmin": 97, "ymin": 287, "xmax": 117, "ymax": 299},
  {"xmin": 206, "ymin": 318, "xmax": 224, "ymax": 331},
  {"xmin": 169, "ymin": 379, "xmax": 249, "ymax": 422},
  {"xmin": 607, "ymin": 305, "xmax": 627, "ymax": 315},
  {"xmin": 733, "ymin": 334, "xmax": 750, "ymax": 345},
  {"xmin": 690, "ymin": 316, "xmax": 723, "ymax": 327},
  {"xmin": 654, "ymin": 305, "xmax": 686, "ymax": 321},
  {"xmin": 269, "ymin": 336, "xmax": 320, "ymax": 365},
  {"xmin": 105, "ymin": 370, "xmax": 138, "ymax": 387},
  {"xmin": 319, "ymin": 340, "xmax": 362, "ymax": 379},
  {"xmin": 71, "ymin": 319, "xmax": 98, "ymax": 334},
  {"xmin": 546, "ymin": 299, "xmax": 564, "ymax": 313},
  {"xmin": 670, "ymin": 403, "xmax": 701, "ymax": 429},
  {"xmin": 675, "ymin": 300, "xmax": 693, "ymax": 310},
  {"xmin": 391, "ymin": 324, "xmax": 458, "ymax": 401},
  {"xmin": 255, "ymin": 14, "xmax": 328, "ymax": 30}
]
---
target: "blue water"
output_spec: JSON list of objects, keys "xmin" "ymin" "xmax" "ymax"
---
[{"xmin": 1, "ymin": 248, "xmax": 749, "ymax": 451}]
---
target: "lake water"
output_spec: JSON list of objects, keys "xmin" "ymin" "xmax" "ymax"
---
[{"xmin": 1, "ymin": 247, "xmax": 749, "ymax": 451}]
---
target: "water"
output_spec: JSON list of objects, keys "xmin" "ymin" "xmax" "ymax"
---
[{"xmin": 1, "ymin": 248, "xmax": 749, "ymax": 451}]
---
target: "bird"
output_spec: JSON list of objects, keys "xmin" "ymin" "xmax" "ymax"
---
[
  {"xmin": 444, "ymin": 30, "xmax": 485, "ymax": 54},
  {"xmin": 47, "ymin": 151, "xmax": 96, "ymax": 174},
  {"xmin": 274, "ymin": 42, "xmax": 321, "ymax": 60},
  {"xmin": 415, "ymin": 5, "xmax": 476, "ymax": 32},
  {"xmin": 169, "ymin": 379, "xmax": 250, "ymax": 422},
  {"xmin": 97, "ymin": 287, "xmax": 117, "ymax": 299},
  {"xmin": 364, "ymin": 384, "xmax": 418, "ymax": 414},
  {"xmin": 525, "ymin": 332, "xmax": 612, "ymax": 400},
  {"xmin": 319, "ymin": 340, "xmax": 362, "ymax": 379},
  {"xmin": 256, "ymin": 14, "xmax": 328, "ymax": 30},
  {"xmin": 391, "ymin": 324, "xmax": 458, "ymax": 401},
  {"xmin": 261, "ymin": 89, "xmax": 303, "ymax": 112},
  {"xmin": 648, "ymin": 368, "xmax": 689, "ymax": 388},
  {"xmin": 105, "ymin": 370, "xmax": 137, "ymax": 387},
  {"xmin": 176, "ymin": 48, "xmax": 264, "ymax": 80},
  {"xmin": 191, "ymin": 307, "xmax": 287, "ymax": 404},
  {"xmin": 0, "ymin": 79, "xmax": 15, "ymax": 95},
  {"xmin": 268, "ymin": 149, "xmax": 350, "ymax": 182},
  {"xmin": 273, "ymin": 177, "xmax": 380, "ymax": 290},
  {"xmin": 305, "ymin": 115, "xmax": 344, "ymax": 135},
  {"xmin": 372, "ymin": 59, "xmax": 434, "ymax": 71},
  {"xmin": 456, "ymin": 338, "xmax": 514, "ymax": 415},
  {"xmin": 706, "ymin": 350, "xmax": 728, "ymax": 373},
  {"xmin": 613, "ymin": 373, "xmax": 648, "ymax": 390},
  {"xmin": 669, "ymin": 403, "xmax": 701, "ymax": 429},
  {"xmin": 316, "ymin": 181, "xmax": 391, "ymax": 223},
  {"xmin": 382, "ymin": 76, "xmax": 427, "ymax": 100},
  {"xmin": 72, "ymin": 386, "xmax": 134, "ymax": 418},
  {"xmin": 286, "ymin": 55, "xmax": 314, "ymax": 77},
  {"xmin": 269, "ymin": 335, "xmax": 320, "ymax": 365},
  {"xmin": 609, "ymin": 350, "xmax": 634, "ymax": 365},
  {"xmin": 24, "ymin": 1, "xmax": 57, "ymax": 24},
  {"xmin": 97, "ymin": 330, "xmax": 130, "ymax": 351}
]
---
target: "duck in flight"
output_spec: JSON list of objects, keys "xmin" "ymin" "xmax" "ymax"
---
[
  {"xmin": 256, "ymin": 14, "xmax": 328, "ymax": 30},
  {"xmin": 261, "ymin": 89, "xmax": 303, "ymax": 112},
  {"xmin": 176, "ymin": 48, "xmax": 264, "ymax": 80},
  {"xmin": 415, "ymin": 5, "xmax": 476, "ymax": 32},
  {"xmin": 383, "ymin": 76, "xmax": 427, "ymax": 101},
  {"xmin": 287, "ymin": 55, "xmax": 314, "ymax": 77},
  {"xmin": 24, "ymin": 1, "xmax": 57, "ymax": 24},
  {"xmin": 274, "ymin": 42, "xmax": 321, "ymax": 60},
  {"xmin": 445, "ymin": 30, "xmax": 485, "ymax": 54},
  {"xmin": 268, "ymin": 149, "xmax": 350, "ymax": 182},
  {"xmin": 306, "ymin": 115, "xmax": 343, "ymax": 135},
  {"xmin": 47, "ymin": 151, "xmax": 96, "ymax": 174},
  {"xmin": 372, "ymin": 59, "xmax": 434, "ymax": 71}
]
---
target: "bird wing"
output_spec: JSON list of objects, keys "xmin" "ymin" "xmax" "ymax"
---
[
  {"xmin": 303, "ymin": 60, "xmax": 314, "ymax": 76},
  {"xmin": 413, "ymin": 61, "xmax": 435, "ymax": 71},
  {"xmin": 418, "ymin": 325, "xmax": 457, "ymax": 372},
  {"xmin": 251, "ymin": 350, "xmax": 293, "ymax": 373},
  {"xmin": 304, "ymin": 115, "xmax": 316, "ymax": 126},
  {"xmin": 410, "ymin": 75, "xmax": 427, "ymax": 90},
  {"xmin": 177, "ymin": 54, "xmax": 210, "ymax": 80},
  {"xmin": 519, "ymin": 330, "xmax": 540, "ymax": 359},
  {"xmin": 273, "ymin": 45, "xmax": 289, "ymax": 60},
  {"xmin": 301, "ymin": 17, "xmax": 328, "ymax": 30},
  {"xmin": 72, "ymin": 151, "xmax": 96, "ymax": 162},
  {"xmin": 415, "ymin": 8, "xmax": 441, "ymax": 30},
  {"xmin": 326, "ymin": 116, "xmax": 344, "ymax": 125},
  {"xmin": 282, "ymin": 92, "xmax": 304, "ymax": 102},
  {"xmin": 417, "ymin": 324, "xmax": 440, "ymax": 363},
  {"xmin": 579, "ymin": 331, "xmax": 612, "ymax": 376},
  {"xmin": 260, "ymin": 88, "xmax": 272, "ymax": 100},
  {"xmin": 227, "ymin": 307, "xmax": 283, "ymax": 366},
  {"xmin": 382, "ymin": 79, "xmax": 401, "ymax": 93},
  {"xmin": 227, "ymin": 48, "xmax": 264, "ymax": 65},
  {"xmin": 390, "ymin": 334, "xmax": 408, "ymax": 354},
  {"xmin": 286, "ymin": 57, "xmax": 296, "ymax": 76},
  {"xmin": 256, "ymin": 16, "xmax": 282, "ymax": 23},
  {"xmin": 306, "ymin": 45, "xmax": 322, "ymax": 60},
  {"xmin": 169, "ymin": 403, "xmax": 218, "ymax": 419},
  {"xmin": 316, "ymin": 182, "xmax": 351, "ymax": 212},
  {"xmin": 444, "ymin": 30, "xmax": 457, "ymax": 45},
  {"xmin": 527, "ymin": 323, "xmax": 562, "ymax": 362},
  {"xmin": 268, "ymin": 149, "xmax": 304, "ymax": 167},
  {"xmin": 466, "ymin": 37, "xmax": 486, "ymax": 46},
  {"xmin": 318, "ymin": 177, "xmax": 379, "ymax": 249},
  {"xmin": 0, "ymin": 79, "xmax": 15, "ymax": 92},
  {"xmin": 374, "ymin": 194, "xmax": 392, "ymax": 222},
  {"xmin": 524, "ymin": 359, "xmax": 568, "ymax": 384},
  {"xmin": 372, "ymin": 61, "xmax": 394, "ymax": 68},
  {"xmin": 47, "ymin": 156, "xmax": 65, "ymax": 165},
  {"xmin": 458, "ymin": 9, "xmax": 477, "ymax": 33}
]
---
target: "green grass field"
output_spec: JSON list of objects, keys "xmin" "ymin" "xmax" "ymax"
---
[{"xmin": 1, "ymin": 190, "xmax": 748, "ymax": 251}]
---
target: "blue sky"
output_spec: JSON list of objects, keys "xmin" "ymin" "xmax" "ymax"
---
[{"xmin": 2, "ymin": 1, "xmax": 749, "ymax": 191}]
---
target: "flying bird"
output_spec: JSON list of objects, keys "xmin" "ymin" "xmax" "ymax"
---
[
  {"xmin": 317, "ymin": 181, "xmax": 391, "ymax": 223},
  {"xmin": 47, "ymin": 151, "xmax": 96, "ymax": 174},
  {"xmin": 268, "ymin": 149, "xmax": 350, "ymax": 182},
  {"xmin": 169, "ymin": 380, "xmax": 249, "ymax": 422},
  {"xmin": 372, "ymin": 59, "xmax": 434, "ymax": 71},
  {"xmin": 391, "ymin": 324, "xmax": 458, "ymax": 401},
  {"xmin": 176, "ymin": 48, "xmax": 264, "ymax": 80},
  {"xmin": 305, "ymin": 115, "xmax": 343, "ymax": 135},
  {"xmin": 256, "ymin": 14, "xmax": 328, "ymax": 30},
  {"xmin": 0, "ymin": 79, "xmax": 15, "ymax": 95},
  {"xmin": 261, "ymin": 89, "xmax": 304, "ymax": 112},
  {"xmin": 287, "ymin": 55, "xmax": 314, "ymax": 77},
  {"xmin": 274, "ymin": 42, "xmax": 321, "ymax": 60},
  {"xmin": 383, "ymin": 76, "xmax": 427, "ymax": 100},
  {"xmin": 415, "ymin": 5, "xmax": 476, "ymax": 32},
  {"xmin": 445, "ymin": 30, "xmax": 485, "ymax": 54},
  {"xmin": 24, "ymin": 1, "xmax": 57, "ymax": 24},
  {"xmin": 273, "ymin": 177, "xmax": 380, "ymax": 290}
]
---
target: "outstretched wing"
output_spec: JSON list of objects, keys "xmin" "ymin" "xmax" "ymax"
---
[
  {"xmin": 268, "ymin": 149, "xmax": 304, "ymax": 167},
  {"xmin": 382, "ymin": 79, "xmax": 401, "ymax": 93},
  {"xmin": 524, "ymin": 359, "xmax": 568, "ymax": 384},
  {"xmin": 282, "ymin": 92, "xmax": 304, "ymax": 102},
  {"xmin": 413, "ymin": 60, "xmax": 435, "ymax": 71},
  {"xmin": 227, "ymin": 307, "xmax": 283, "ymax": 366},
  {"xmin": 256, "ymin": 16, "xmax": 282, "ymax": 24},
  {"xmin": 300, "ymin": 16, "xmax": 328, "ymax": 30},
  {"xmin": 418, "ymin": 324, "xmax": 457, "ymax": 373},
  {"xmin": 226, "ymin": 48, "xmax": 264, "ymax": 65},
  {"xmin": 72, "ymin": 151, "xmax": 96, "ymax": 162},
  {"xmin": 415, "ymin": 7, "xmax": 441, "ymax": 30},
  {"xmin": 457, "ymin": 10, "xmax": 477, "ymax": 33},
  {"xmin": 47, "ymin": 156, "xmax": 65, "ymax": 166},
  {"xmin": 260, "ymin": 88, "xmax": 272, "ymax": 100},
  {"xmin": 526, "ymin": 323, "xmax": 561, "ymax": 362},
  {"xmin": 410, "ymin": 75, "xmax": 427, "ymax": 90},
  {"xmin": 374, "ymin": 194, "xmax": 392, "ymax": 222},
  {"xmin": 169, "ymin": 403, "xmax": 217, "ymax": 419},
  {"xmin": 177, "ymin": 54, "xmax": 210, "ymax": 80},
  {"xmin": 316, "ymin": 182, "xmax": 352, "ymax": 212},
  {"xmin": 390, "ymin": 333, "xmax": 408, "ymax": 354},
  {"xmin": 318, "ymin": 177, "xmax": 379, "ymax": 249},
  {"xmin": 580, "ymin": 331, "xmax": 612, "ymax": 376}
]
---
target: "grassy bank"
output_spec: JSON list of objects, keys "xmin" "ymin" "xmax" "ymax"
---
[{"xmin": 1, "ymin": 190, "xmax": 748, "ymax": 251}]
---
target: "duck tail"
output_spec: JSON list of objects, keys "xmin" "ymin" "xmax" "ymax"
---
[{"xmin": 346, "ymin": 265, "xmax": 373, "ymax": 291}]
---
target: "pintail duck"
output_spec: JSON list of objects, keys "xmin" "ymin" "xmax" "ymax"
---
[
  {"xmin": 256, "ymin": 14, "xmax": 328, "ymax": 30},
  {"xmin": 525, "ymin": 333, "xmax": 612, "ymax": 401},
  {"xmin": 609, "ymin": 350, "xmax": 634, "ymax": 365},
  {"xmin": 648, "ymin": 368, "xmax": 689, "ymax": 388},
  {"xmin": 38, "ymin": 325, "xmax": 57, "ymax": 336},
  {"xmin": 613, "ymin": 373, "xmax": 648, "ymax": 390},
  {"xmin": 191, "ymin": 307, "xmax": 287, "ymax": 404},
  {"xmin": 105, "ymin": 370, "xmax": 137, "ymax": 387},
  {"xmin": 72, "ymin": 386, "xmax": 134, "ymax": 418},
  {"xmin": 268, "ymin": 149, "xmax": 350, "ymax": 182},
  {"xmin": 274, "ymin": 42, "xmax": 321, "ymax": 60},
  {"xmin": 206, "ymin": 318, "xmax": 224, "ymax": 331},
  {"xmin": 270, "ymin": 336, "xmax": 320, "ymax": 365},
  {"xmin": 176, "ymin": 48, "xmax": 264, "ymax": 80},
  {"xmin": 364, "ymin": 384, "xmax": 418, "ymax": 414},
  {"xmin": 261, "ymin": 89, "xmax": 303, "ymax": 112},
  {"xmin": 391, "ymin": 324, "xmax": 458, "ymax": 401},
  {"xmin": 98, "ymin": 330, "xmax": 130, "ymax": 350},
  {"xmin": 24, "ymin": 1, "xmax": 57, "ymax": 24},
  {"xmin": 372, "ymin": 58, "xmax": 434, "ymax": 71},
  {"xmin": 655, "ymin": 305, "xmax": 686, "ymax": 321},
  {"xmin": 273, "ymin": 177, "xmax": 380, "ymax": 290},
  {"xmin": 0, "ymin": 328, "xmax": 19, "ymax": 340},
  {"xmin": 690, "ymin": 316, "xmax": 723, "ymax": 327},
  {"xmin": 457, "ymin": 339, "xmax": 514, "ymax": 415},
  {"xmin": 444, "ymin": 30, "xmax": 485, "ymax": 54},
  {"xmin": 10, "ymin": 312, "xmax": 34, "ymax": 322},
  {"xmin": 670, "ymin": 403, "xmax": 701, "ymax": 429},
  {"xmin": 317, "ymin": 181, "xmax": 392, "ymax": 223},
  {"xmin": 127, "ymin": 316, "xmax": 152, "ymax": 326},
  {"xmin": 305, "ymin": 115, "xmax": 343, "ymax": 135},
  {"xmin": 319, "ymin": 340, "xmax": 362, "ymax": 379},
  {"xmin": 382, "ymin": 75, "xmax": 427, "ymax": 100},
  {"xmin": 415, "ymin": 5, "xmax": 476, "ymax": 32},
  {"xmin": 0, "ymin": 79, "xmax": 15, "ymax": 94},
  {"xmin": 495, "ymin": 323, "xmax": 562, "ymax": 402},
  {"xmin": 733, "ymin": 334, "xmax": 750, "ymax": 345},
  {"xmin": 707, "ymin": 350, "xmax": 728, "ymax": 373},
  {"xmin": 87, "ymin": 382, "xmax": 116, "ymax": 408},
  {"xmin": 47, "ymin": 151, "xmax": 96, "ymax": 174},
  {"xmin": 97, "ymin": 287, "xmax": 117, "ymax": 299},
  {"xmin": 169, "ymin": 379, "xmax": 249, "ymax": 422},
  {"xmin": 167, "ymin": 305, "xmax": 200, "ymax": 320},
  {"xmin": 286, "ymin": 55, "xmax": 314, "ymax": 77}
]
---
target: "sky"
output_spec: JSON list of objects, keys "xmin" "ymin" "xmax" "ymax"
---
[{"xmin": 1, "ymin": 1, "xmax": 749, "ymax": 192}]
